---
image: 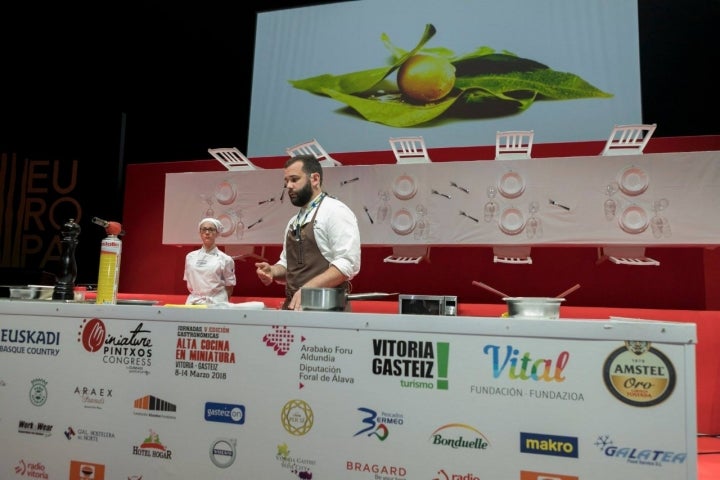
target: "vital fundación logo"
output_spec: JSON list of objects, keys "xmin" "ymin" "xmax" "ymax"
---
[{"xmin": 371, "ymin": 338, "xmax": 450, "ymax": 390}]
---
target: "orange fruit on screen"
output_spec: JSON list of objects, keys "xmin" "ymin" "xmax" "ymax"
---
[{"xmin": 397, "ymin": 54, "xmax": 456, "ymax": 103}]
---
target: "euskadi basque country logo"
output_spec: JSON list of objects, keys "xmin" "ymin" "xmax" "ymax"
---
[
  {"xmin": 0, "ymin": 327, "xmax": 60, "ymax": 356},
  {"xmin": 68, "ymin": 460, "xmax": 106, "ymax": 480},
  {"xmin": 30, "ymin": 378, "xmax": 48, "ymax": 406},
  {"xmin": 594, "ymin": 434, "xmax": 687, "ymax": 467},
  {"xmin": 78, "ymin": 319, "xmax": 153, "ymax": 374},
  {"xmin": 602, "ymin": 340, "xmax": 676, "ymax": 407},
  {"xmin": 281, "ymin": 399, "xmax": 313, "ymax": 436},
  {"xmin": 520, "ymin": 432, "xmax": 578, "ymax": 458},
  {"xmin": 371, "ymin": 338, "xmax": 450, "ymax": 390}
]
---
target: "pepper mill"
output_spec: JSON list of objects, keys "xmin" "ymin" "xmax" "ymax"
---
[{"xmin": 52, "ymin": 218, "xmax": 81, "ymax": 301}]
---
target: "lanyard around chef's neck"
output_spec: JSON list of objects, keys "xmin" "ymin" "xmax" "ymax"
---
[{"xmin": 294, "ymin": 192, "xmax": 326, "ymax": 230}]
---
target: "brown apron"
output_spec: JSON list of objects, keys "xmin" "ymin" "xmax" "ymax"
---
[{"xmin": 283, "ymin": 196, "xmax": 348, "ymax": 310}]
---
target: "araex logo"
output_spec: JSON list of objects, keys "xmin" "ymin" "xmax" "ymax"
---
[
  {"xmin": 483, "ymin": 344, "xmax": 569, "ymax": 382},
  {"xmin": 520, "ymin": 432, "xmax": 578, "ymax": 458},
  {"xmin": 371, "ymin": 339, "xmax": 449, "ymax": 390}
]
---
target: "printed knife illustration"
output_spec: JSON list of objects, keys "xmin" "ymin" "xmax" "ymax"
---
[
  {"xmin": 548, "ymin": 199, "xmax": 570, "ymax": 211},
  {"xmin": 431, "ymin": 189, "xmax": 452, "ymax": 199},
  {"xmin": 341, "ymin": 177, "xmax": 360, "ymax": 186}
]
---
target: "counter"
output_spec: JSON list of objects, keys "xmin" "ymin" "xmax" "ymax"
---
[{"xmin": 0, "ymin": 299, "xmax": 697, "ymax": 479}]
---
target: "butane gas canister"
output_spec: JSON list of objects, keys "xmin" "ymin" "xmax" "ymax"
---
[{"xmin": 93, "ymin": 217, "xmax": 123, "ymax": 304}]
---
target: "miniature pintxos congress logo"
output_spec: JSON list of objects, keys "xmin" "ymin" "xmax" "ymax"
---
[{"xmin": 602, "ymin": 340, "xmax": 676, "ymax": 407}]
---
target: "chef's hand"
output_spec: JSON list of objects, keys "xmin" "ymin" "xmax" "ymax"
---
[
  {"xmin": 255, "ymin": 262, "xmax": 273, "ymax": 286},
  {"xmin": 288, "ymin": 289, "xmax": 303, "ymax": 311}
]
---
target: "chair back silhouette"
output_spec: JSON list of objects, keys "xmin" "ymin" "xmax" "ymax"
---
[
  {"xmin": 601, "ymin": 124, "xmax": 656, "ymax": 156},
  {"xmin": 286, "ymin": 138, "xmax": 342, "ymax": 167},
  {"xmin": 495, "ymin": 130, "xmax": 534, "ymax": 160},
  {"xmin": 383, "ymin": 245, "xmax": 431, "ymax": 264},
  {"xmin": 596, "ymin": 246, "xmax": 659, "ymax": 266},
  {"xmin": 389, "ymin": 136, "xmax": 431, "ymax": 164},
  {"xmin": 208, "ymin": 148, "xmax": 261, "ymax": 171},
  {"xmin": 492, "ymin": 246, "xmax": 532, "ymax": 264}
]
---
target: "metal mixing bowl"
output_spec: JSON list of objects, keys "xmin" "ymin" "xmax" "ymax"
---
[{"xmin": 503, "ymin": 297, "xmax": 565, "ymax": 319}]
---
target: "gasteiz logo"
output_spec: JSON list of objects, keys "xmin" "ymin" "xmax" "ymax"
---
[
  {"xmin": 205, "ymin": 402, "xmax": 245, "ymax": 425},
  {"xmin": 603, "ymin": 340, "xmax": 676, "ymax": 407},
  {"xmin": 520, "ymin": 432, "xmax": 578, "ymax": 458}
]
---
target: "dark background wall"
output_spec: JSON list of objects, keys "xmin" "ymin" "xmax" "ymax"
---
[{"xmin": 0, "ymin": 0, "xmax": 718, "ymax": 291}]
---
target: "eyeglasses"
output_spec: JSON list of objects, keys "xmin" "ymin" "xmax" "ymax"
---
[{"xmin": 200, "ymin": 227, "xmax": 217, "ymax": 233}]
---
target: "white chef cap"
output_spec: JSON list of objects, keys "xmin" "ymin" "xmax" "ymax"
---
[{"xmin": 198, "ymin": 217, "xmax": 223, "ymax": 233}]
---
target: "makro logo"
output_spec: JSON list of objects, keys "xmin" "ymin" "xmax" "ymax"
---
[
  {"xmin": 520, "ymin": 432, "xmax": 578, "ymax": 458},
  {"xmin": 483, "ymin": 344, "xmax": 569, "ymax": 382},
  {"xmin": 205, "ymin": 402, "xmax": 245, "ymax": 425}
]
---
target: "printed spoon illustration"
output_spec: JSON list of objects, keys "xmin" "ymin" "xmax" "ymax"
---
[
  {"xmin": 258, "ymin": 197, "xmax": 275, "ymax": 205},
  {"xmin": 431, "ymin": 189, "xmax": 452, "ymax": 199}
]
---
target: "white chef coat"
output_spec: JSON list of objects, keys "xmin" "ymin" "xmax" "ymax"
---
[{"xmin": 184, "ymin": 246, "xmax": 236, "ymax": 304}]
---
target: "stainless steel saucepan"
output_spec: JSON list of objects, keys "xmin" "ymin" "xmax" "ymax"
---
[{"xmin": 300, "ymin": 288, "xmax": 397, "ymax": 311}]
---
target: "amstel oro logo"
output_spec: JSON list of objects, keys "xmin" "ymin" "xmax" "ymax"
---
[
  {"xmin": 281, "ymin": 399, "xmax": 313, "ymax": 436},
  {"xmin": 603, "ymin": 340, "xmax": 676, "ymax": 407}
]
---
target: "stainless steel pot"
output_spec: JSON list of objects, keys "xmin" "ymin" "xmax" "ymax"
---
[
  {"xmin": 301, "ymin": 288, "xmax": 396, "ymax": 311},
  {"xmin": 503, "ymin": 297, "xmax": 565, "ymax": 319}
]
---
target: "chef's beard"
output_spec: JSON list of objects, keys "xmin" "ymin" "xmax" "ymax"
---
[{"xmin": 290, "ymin": 180, "xmax": 313, "ymax": 207}]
